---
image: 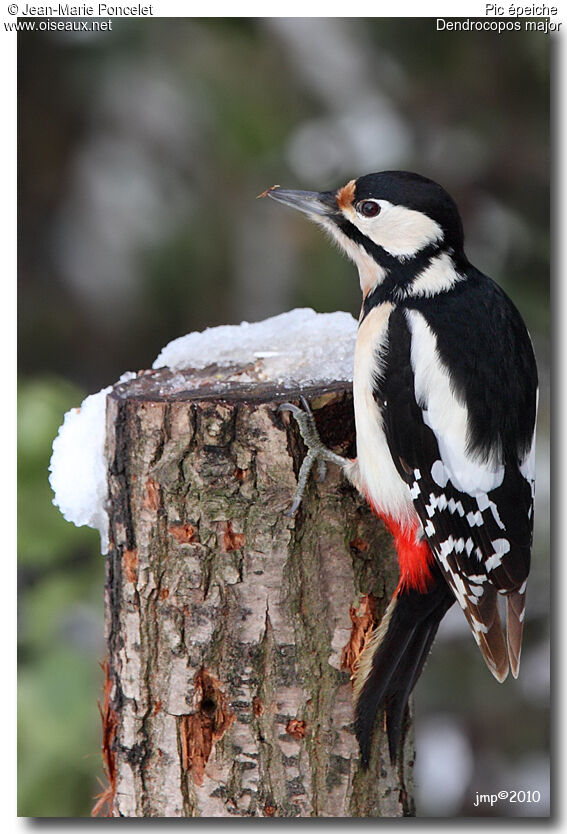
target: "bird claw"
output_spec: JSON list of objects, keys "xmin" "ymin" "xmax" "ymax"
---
[
  {"xmin": 279, "ymin": 395, "xmax": 345, "ymax": 514},
  {"xmin": 278, "ymin": 395, "xmax": 320, "ymax": 444}
]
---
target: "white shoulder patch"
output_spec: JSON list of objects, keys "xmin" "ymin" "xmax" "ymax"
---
[
  {"xmin": 406, "ymin": 309, "xmax": 505, "ymax": 496},
  {"xmin": 519, "ymin": 390, "xmax": 537, "ymax": 499},
  {"xmin": 404, "ymin": 251, "xmax": 464, "ymax": 299}
]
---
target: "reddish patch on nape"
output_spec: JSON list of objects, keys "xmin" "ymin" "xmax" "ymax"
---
[
  {"xmin": 336, "ymin": 179, "xmax": 356, "ymax": 211},
  {"xmin": 379, "ymin": 511, "xmax": 435, "ymax": 594}
]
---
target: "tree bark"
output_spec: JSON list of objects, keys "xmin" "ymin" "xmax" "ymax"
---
[{"xmin": 102, "ymin": 367, "xmax": 415, "ymax": 817}]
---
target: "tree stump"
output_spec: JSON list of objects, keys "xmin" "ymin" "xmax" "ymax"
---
[{"xmin": 102, "ymin": 366, "xmax": 414, "ymax": 817}]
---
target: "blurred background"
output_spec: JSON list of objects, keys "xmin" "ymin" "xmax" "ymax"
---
[{"xmin": 17, "ymin": 18, "xmax": 550, "ymax": 817}]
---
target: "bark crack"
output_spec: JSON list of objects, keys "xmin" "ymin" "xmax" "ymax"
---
[{"xmin": 178, "ymin": 669, "xmax": 236, "ymax": 787}]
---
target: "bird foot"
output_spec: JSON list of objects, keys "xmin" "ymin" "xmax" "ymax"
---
[{"xmin": 279, "ymin": 395, "xmax": 347, "ymax": 515}]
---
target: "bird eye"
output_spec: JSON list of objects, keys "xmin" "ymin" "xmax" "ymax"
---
[{"xmin": 357, "ymin": 200, "xmax": 381, "ymax": 218}]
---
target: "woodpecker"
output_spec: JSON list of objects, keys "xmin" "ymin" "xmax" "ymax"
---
[{"xmin": 264, "ymin": 171, "xmax": 538, "ymax": 767}]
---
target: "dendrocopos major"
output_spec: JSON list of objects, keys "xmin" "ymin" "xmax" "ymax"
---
[{"xmin": 263, "ymin": 171, "xmax": 538, "ymax": 768}]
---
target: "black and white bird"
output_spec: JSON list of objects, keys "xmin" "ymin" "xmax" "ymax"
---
[{"xmin": 264, "ymin": 171, "xmax": 538, "ymax": 767}]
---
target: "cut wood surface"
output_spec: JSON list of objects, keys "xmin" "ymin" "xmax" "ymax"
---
[{"xmin": 102, "ymin": 365, "xmax": 414, "ymax": 817}]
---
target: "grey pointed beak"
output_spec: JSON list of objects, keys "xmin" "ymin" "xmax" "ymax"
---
[{"xmin": 267, "ymin": 188, "xmax": 336, "ymax": 217}]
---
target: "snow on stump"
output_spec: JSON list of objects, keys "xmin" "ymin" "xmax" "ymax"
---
[{"xmin": 51, "ymin": 310, "xmax": 414, "ymax": 817}]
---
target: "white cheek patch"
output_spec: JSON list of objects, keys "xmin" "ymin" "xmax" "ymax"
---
[{"xmin": 347, "ymin": 200, "xmax": 443, "ymax": 259}]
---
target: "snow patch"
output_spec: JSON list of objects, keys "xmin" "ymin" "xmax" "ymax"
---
[
  {"xmin": 49, "ymin": 372, "xmax": 136, "ymax": 554},
  {"xmin": 154, "ymin": 308, "xmax": 357, "ymax": 386}
]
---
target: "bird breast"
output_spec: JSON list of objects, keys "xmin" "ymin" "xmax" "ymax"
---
[{"xmin": 353, "ymin": 302, "xmax": 417, "ymax": 529}]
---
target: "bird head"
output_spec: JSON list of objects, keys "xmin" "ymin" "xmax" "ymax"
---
[{"xmin": 266, "ymin": 171, "xmax": 465, "ymax": 298}]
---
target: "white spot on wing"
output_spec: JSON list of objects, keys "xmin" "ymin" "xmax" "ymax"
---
[
  {"xmin": 485, "ymin": 538, "xmax": 510, "ymax": 571},
  {"xmin": 476, "ymin": 494, "xmax": 490, "ymax": 512},
  {"xmin": 425, "ymin": 493, "xmax": 438, "ymax": 517},
  {"xmin": 451, "ymin": 572, "xmax": 468, "ymax": 609},
  {"xmin": 489, "ymin": 503, "xmax": 505, "ymax": 530},
  {"xmin": 476, "ymin": 492, "xmax": 505, "ymax": 530},
  {"xmin": 471, "ymin": 617, "xmax": 489, "ymax": 634},
  {"xmin": 438, "ymin": 536, "xmax": 456, "ymax": 571},
  {"xmin": 431, "ymin": 460, "xmax": 448, "ymax": 487},
  {"xmin": 466, "ymin": 511, "xmax": 483, "ymax": 527},
  {"xmin": 492, "ymin": 538, "xmax": 511, "ymax": 555}
]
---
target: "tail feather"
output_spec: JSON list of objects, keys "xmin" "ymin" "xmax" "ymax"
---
[
  {"xmin": 384, "ymin": 617, "xmax": 441, "ymax": 763},
  {"xmin": 354, "ymin": 575, "xmax": 454, "ymax": 768},
  {"xmin": 460, "ymin": 584, "xmax": 509, "ymax": 683},
  {"xmin": 506, "ymin": 589, "xmax": 526, "ymax": 679},
  {"xmin": 354, "ymin": 620, "xmax": 417, "ymax": 768}
]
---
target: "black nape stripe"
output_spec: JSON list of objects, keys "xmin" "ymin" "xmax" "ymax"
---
[
  {"xmin": 334, "ymin": 216, "xmax": 444, "ymax": 320},
  {"xmin": 361, "ymin": 242, "xmax": 441, "ymax": 319}
]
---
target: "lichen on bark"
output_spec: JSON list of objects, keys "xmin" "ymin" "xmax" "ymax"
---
[{"xmin": 103, "ymin": 367, "xmax": 415, "ymax": 817}]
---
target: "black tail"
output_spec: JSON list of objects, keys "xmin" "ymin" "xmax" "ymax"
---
[{"xmin": 354, "ymin": 573, "xmax": 454, "ymax": 768}]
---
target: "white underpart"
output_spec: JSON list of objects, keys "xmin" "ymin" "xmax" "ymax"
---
[
  {"xmin": 353, "ymin": 303, "xmax": 416, "ymax": 527},
  {"xmin": 404, "ymin": 251, "xmax": 465, "ymax": 298},
  {"xmin": 407, "ymin": 309, "xmax": 505, "ymax": 495},
  {"xmin": 348, "ymin": 199, "xmax": 443, "ymax": 258},
  {"xmin": 321, "ymin": 218, "xmax": 387, "ymax": 298}
]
